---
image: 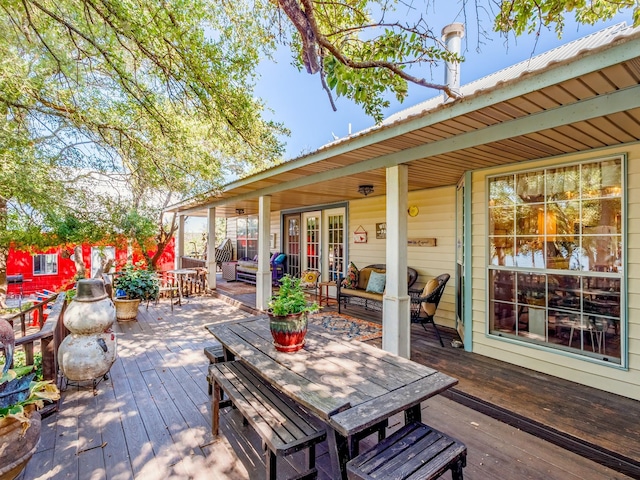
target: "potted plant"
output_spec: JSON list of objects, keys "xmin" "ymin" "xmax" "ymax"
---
[
  {"xmin": 1, "ymin": 320, "xmax": 60, "ymax": 479},
  {"xmin": 112, "ymin": 262, "xmax": 159, "ymax": 321},
  {"xmin": 267, "ymin": 275, "xmax": 319, "ymax": 353}
]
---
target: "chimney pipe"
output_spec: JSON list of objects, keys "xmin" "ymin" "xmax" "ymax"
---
[{"xmin": 442, "ymin": 23, "xmax": 465, "ymax": 101}]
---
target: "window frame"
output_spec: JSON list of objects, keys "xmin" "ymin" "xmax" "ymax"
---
[
  {"xmin": 486, "ymin": 155, "xmax": 626, "ymax": 368},
  {"xmin": 33, "ymin": 253, "xmax": 58, "ymax": 276}
]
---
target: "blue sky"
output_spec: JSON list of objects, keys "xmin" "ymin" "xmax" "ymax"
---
[{"xmin": 254, "ymin": 7, "xmax": 635, "ymax": 159}]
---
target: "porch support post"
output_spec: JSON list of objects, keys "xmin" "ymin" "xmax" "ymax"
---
[
  {"xmin": 256, "ymin": 196, "xmax": 272, "ymax": 311},
  {"xmin": 207, "ymin": 207, "xmax": 217, "ymax": 290},
  {"xmin": 175, "ymin": 214, "xmax": 185, "ymax": 269},
  {"xmin": 383, "ymin": 164, "xmax": 411, "ymax": 358}
]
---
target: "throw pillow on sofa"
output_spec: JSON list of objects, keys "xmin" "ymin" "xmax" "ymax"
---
[
  {"xmin": 341, "ymin": 262, "xmax": 359, "ymax": 289},
  {"xmin": 366, "ymin": 270, "xmax": 386, "ymax": 294}
]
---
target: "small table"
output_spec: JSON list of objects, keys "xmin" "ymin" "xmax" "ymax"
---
[
  {"xmin": 317, "ymin": 281, "xmax": 335, "ymax": 306},
  {"xmin": 221, "ymin": 262, "xmax": 237, "ymax": 282},
  {"xmin": 167, "ymin": 268, "xmax": 197, "ymax": 303}
]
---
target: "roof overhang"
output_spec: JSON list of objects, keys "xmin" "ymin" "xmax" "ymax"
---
[{"xmin": 169, "ymin": 27, "xmax": 640, "ymax": 218}]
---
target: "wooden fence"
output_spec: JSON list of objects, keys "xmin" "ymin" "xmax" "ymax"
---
[{"xmin": 5, "ymin": 293, "xmax": 67, "ymax": 383}]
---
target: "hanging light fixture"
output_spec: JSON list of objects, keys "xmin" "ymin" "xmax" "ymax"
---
[
  {"xmin": 235, "ymin": 208, "xmax": 245, "ymax": 215},
  {"xmin": 358, "ymin": 184, "xmax": 374, "ymax": 196}
]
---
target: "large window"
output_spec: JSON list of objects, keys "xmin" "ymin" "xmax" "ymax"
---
[
  {"xmin": 236, "ymin": 216, "xmax": 258, "ymax": 260},
  {"xmin": 33, "ymin": 254, "xmax": 58, "ymax": 275},
  {"xmin": 488, "ymin": 158, "xmax": 623, "ymax": 364}
]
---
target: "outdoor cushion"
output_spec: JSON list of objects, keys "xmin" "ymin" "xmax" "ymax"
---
[
  {"xmin": 358, "ymin": 267, "xmax": 385, "ymax": 290},
  {"xmin": 341, "ymin": 262, "xmax": 359, "ymax": 289},
  {"xmin": 421, "ymin": 277, "xmax": 440, "ymax": 316},
  {"xmin": 366, "ymin": 271, "xmax": 386, "ymax": 294},
  {"xmin": 238, "ymin": 260, "xmax": 258, "ymax": 269},
  {"xmin": 274, "ymin": 253, "xmax": 286, "ymax": 264},
  {"xmin": 301, "ymin": 270, "xmax": 320, "ymax": 288}
]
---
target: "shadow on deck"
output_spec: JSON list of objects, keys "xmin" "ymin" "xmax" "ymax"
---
[
  {"xmin": 213, "ymin": 275, "xmax": 640, "ymax": 478},
  {"xmin": 20, "ymin": 279, "xmax": 638, "ymax": 479}
]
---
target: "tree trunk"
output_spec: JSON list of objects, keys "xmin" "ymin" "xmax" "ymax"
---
[
  {"xmin": 0, "ymin": 198, "xmax": 7, "ymax": 309},
  {"xmin": 72, "ymin": 245, "xmax": 86, "ymax": 279}
]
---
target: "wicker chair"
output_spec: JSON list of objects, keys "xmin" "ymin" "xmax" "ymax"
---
[
  {"xmin": 410, "ymin": 273, "xmax": 450, "ymax": 347},
  {"xmin": 214, "ymin": 238, "xmax": 233, "ymax": 271}
]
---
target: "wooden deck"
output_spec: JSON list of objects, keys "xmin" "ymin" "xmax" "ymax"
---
[{"xmin": 18, "ymin": 287, "xmax": 636, "ymax": 479}]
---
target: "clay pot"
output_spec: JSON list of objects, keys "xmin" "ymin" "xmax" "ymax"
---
[
  {"xmin": 0, "ymin": 408, "xmax": 41, "ymax": 480},
  {"xmin": 113, "ymin": 298, "xmax": 141, "ymax": 321},
  {"xmin": 268, "ymin": 312, "xmax": 308, "ymax": 353}
]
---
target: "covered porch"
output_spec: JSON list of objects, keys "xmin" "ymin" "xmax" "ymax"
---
[
  {"xmin": 167, "ymin": 24, "xmax": 640, "ymax": 412},
  {"xmin": 20, "ymin": 292, "xmax": 639, "ymax": 479}
]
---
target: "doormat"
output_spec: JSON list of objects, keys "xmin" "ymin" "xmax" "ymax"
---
[
  {"xmin": 216, "ymin": 281, "xmax": 257, "ymax": 295},
  {"xmin": 308, "ymin": 313, "xmax": 382, "ymax": 342}
]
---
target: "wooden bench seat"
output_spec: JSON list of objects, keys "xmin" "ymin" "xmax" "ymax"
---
[
  {"xmin": 346, "ymin": 422, "xmax": 466, "ymax": 480},
  {"xmin": 204, "ymin": 343, "xmax": 226, "ymax": 395},
  {"xmin": 210, "ymin": 361, "xmax": 326, "ymax": 480}
]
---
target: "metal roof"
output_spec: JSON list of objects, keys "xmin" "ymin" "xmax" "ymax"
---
[
  {"xmin": 383, "ymin": 23, "xmax": 636, "ymax": 125},
  {"xmin": 170, "ymin": 23, "xmax": 640, "ymax": 217}
]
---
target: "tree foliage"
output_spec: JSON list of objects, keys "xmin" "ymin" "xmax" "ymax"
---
[
  {"xmin": 263, "ymin": 0, "xmax": 640, "ymax": 121},
  {"xmin": 0, "ymin": 0, "xmax": 288, "ymax": 305}
]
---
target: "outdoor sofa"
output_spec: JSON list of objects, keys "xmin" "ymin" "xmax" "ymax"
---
[{"xmin": 337, "ymin": 263, "xmax": 418, "ymax": 313}]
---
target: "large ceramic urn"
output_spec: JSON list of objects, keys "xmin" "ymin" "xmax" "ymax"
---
[{"xmin": 58, "ymin": 279, "xmax": 117, "ymax": 383}]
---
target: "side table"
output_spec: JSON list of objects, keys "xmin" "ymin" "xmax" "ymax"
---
[
  {"xmin": 317, "ymin": 281, "xmax": 336, "ymax": 307},
  {"xmin": 221, "ymin": 262, "xmax": 237, "ymax": 282}
]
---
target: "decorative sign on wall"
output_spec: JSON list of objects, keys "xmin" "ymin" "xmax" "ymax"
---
[
  {"xmin": 408, "ymin": 238, "xmax": 437, "ymax": 247},
  {"xmin": 353, "ymin": 225, "xmax": 368, "ymax": 243},
  {"xmin": 376, "ymin": 223, "xmax": 386, "ymax": 239}
]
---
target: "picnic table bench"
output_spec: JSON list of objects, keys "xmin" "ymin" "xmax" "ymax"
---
[
  {"xmin": 210, "ymin": 360, "xmax": 326, "ymax": 480},
  {"xmin": 346, "ymin": 422, "xmax": 467, "ymax": 480}
]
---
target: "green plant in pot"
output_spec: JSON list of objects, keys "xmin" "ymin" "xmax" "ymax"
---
[
  {"xmin": 267, "ymin": 275, "xmax": 319, "ymax": 353},
  {"xmin": 112, "ymin": 262, "xmax": 159, "ymax": 321}
]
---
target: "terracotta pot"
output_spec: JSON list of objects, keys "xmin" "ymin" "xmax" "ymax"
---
[
  {"xmin": 0, "ymin": 408, "xmax": 41, "ymax": 480},
  {"xmin": 268, "ymin": 312, "xmax": 308, "ymax": 353},
  {"xmin": 113, "ymin": 298, "xmax": 141, "ymax": 321}
]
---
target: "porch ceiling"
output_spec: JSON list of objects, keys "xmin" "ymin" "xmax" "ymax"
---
[{"xmin": 174, "ymin": 37, "xmax": 640, "ymax": 218}]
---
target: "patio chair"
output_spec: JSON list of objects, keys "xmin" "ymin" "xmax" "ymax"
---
[
  {"xmin": 155, "ymin": 271, "xmax": 180, "ymax": 311},
  {"xmin": 410, "ymin": 273, "xmax": 450, "ymax": 347},
  {"xmin": 214, "ymin": 238, "xmax": 233, "ymax": 271},
  {"xmin": 300, "ymin": 269, "xmax": 321, "ymax": 299},
  {"xmin": 271, "ymin": 253, "xmax": 287, "ymax": 286}
]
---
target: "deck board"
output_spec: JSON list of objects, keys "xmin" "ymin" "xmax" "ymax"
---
[{"xmin": 18, "ymin": 290, "xmax": 635, "ymax": 479}]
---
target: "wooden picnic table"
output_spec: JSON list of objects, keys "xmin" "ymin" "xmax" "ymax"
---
[{"xmin": 206, "ymin": 316, "xmax": 458, "ymax": 479}]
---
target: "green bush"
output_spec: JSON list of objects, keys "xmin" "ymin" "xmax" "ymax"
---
[{"xmin": 113, "ymin": 262, "xmax": 159, "ymax": 300}]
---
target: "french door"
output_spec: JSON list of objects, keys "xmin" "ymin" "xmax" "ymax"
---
[{"xmin": 284, "ymin": 208, "xmax": 345, "ymax": 282}]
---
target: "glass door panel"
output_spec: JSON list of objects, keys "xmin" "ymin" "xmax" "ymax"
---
[{"xmin": 284, "ymin": 214, "xmax": 301, "ymax": 277}]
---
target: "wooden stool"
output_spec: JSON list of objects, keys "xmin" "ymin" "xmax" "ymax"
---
[
  {"xmin": 347, "ymin": 422, "xmax": 466, "ymax": 480},
  {"xmin": 204, "ymin": 343, "xmax": 225, "ymax": 395}
]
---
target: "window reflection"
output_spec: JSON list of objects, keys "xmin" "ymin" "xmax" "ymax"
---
[{"xmin": 488, "ymin": 158, "xmax": 623, "ymax": 364}]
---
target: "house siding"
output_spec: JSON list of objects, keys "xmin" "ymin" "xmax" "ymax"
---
[
  {"xmin": 471, "ymin": 144, "xmax": 640, "ymax": 401},
  {"xmin": 346, "ymin": 187, "xmax": 457, "ymax": 329}
]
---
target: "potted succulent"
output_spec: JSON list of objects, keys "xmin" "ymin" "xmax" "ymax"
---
[
  {"xmin": 112, "ymin": 262, "xmax": 159, "ymax": 321},
  {"xmin": 1, "ymin": 320, "xmax": 60, "ymax": 479},
  {"xmin": 267, "ymin": 275, "xmax": 319, "ymax": 353}
]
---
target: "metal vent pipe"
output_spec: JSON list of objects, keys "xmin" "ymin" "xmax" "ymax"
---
[{"xmin": 442, "ymin": 23, "xmax": 465, "ymax": 100}]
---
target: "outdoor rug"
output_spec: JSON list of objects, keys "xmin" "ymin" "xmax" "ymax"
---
[{"xmin": 308, "ymin": 312, "xmax": 382, "ymax": 341}]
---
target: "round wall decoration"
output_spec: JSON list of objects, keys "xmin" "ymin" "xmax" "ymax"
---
[{"xmin": 408, "ymin": 205, "xmax": 419, "ymax": 217}]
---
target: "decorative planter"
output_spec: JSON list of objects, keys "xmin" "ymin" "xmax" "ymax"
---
[
  {"xmin": 113, "ymin": 298, "xmax": 141, "ymax": 321},
  {"xmin": 58, "ymin": 279, "xmax": 118, "ymax": 383},
  {"xmin": 0, "ymin": 407, "xmax": 41, "ymax": 480},
  {"xmin": 268, "ymin": 312, "xmax": 308, "ymax": 353}
]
